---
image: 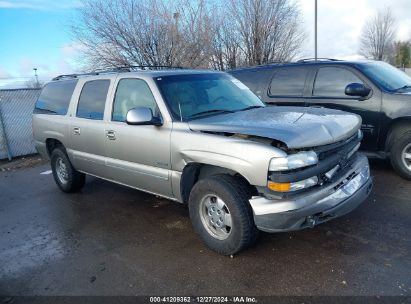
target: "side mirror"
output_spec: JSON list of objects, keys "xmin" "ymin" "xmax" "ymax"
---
[
  {"xmin": 126, "ymin": 107, "xmax": 162, "ymax": 126},
  {"xmin": 345, "ymin": 83, "xmax": 371, "ymax": 98}
]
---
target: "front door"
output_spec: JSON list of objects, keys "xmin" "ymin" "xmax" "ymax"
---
[
  {"xmin": 306, "ymin": 66, "xmax": 382, "ymax": 150},
  {"xmin": 104, "ymin": 77, "xmax": 173, "ymax": 198}
]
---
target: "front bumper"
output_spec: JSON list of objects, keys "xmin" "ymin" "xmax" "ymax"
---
[{"xmin": 250, "ymin": 154, "xmax": 373, "ymax": 232}]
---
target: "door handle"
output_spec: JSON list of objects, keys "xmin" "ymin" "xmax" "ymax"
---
[
  {"xmin": 73, "ymin": 127, "xmax": 80, "ymax": 135},
  {"xmin": 106, "ymin": 130, "xmax": 116, "ymax": 140}
]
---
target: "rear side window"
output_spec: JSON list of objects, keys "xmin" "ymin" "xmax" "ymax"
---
[
  {"xmin": 313, "ymin": 67, "xmax": 363, "ymax": 97},
  {"xmin": 230, "ymin": 70, "xmax": 269, "ymax": 95},
  {"xmin": 76, "ymin": 80, "xmax": 110, "ymax": 120},
  {"xmin": 34, "ymin": 80, "xmax": 78, "ymax": 115},
  {"xmin": 268, "ymin": 67, "xmax": 308, "ymax": 97}
]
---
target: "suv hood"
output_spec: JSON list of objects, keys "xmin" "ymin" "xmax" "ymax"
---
[{"xmin": 188, "ymin": 106, "xmax": 361, "ymax": 149}]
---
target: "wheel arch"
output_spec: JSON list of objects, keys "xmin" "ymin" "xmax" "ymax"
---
[
  {"xmin": 384, "ymin": 117, "xmax": 411, "ymax": 153},
  {"xmin": 45, "ymin": 138, "xmax": 65, "ymax": 157},
  {"xmin": 179, "ymin": 162, "xmax": 257, "ymax": 204}
]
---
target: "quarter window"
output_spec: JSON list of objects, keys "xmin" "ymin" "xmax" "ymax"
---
[
  {"xmin": 76, "ymin": 80, "xmax": 110, "ymax": 120},
  {"xmin": 112, "ymin": 78, "xmax": 158, "ymax": 122},
  {"xmin": 34, "ymin": 80, "xmax": 78, "ymax": 115},
  {"xmin": 269, "ymin": 68, "xmax": 308, "ymax": 97},
  {"xmin": 313, "ymin": 67, "xmax": 363, "ymax": 97}
]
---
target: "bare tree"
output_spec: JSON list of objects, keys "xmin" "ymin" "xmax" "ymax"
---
[
  {"xmin": 25, "ymin": 78, "xmax": 44, "ymax": 89},
  {"xmin": 210, "ymin": 14, "xmax": 242, "ymax": 70},
  {"xmin": 359, "ymin": 8, "xmax": 397, "ymax": 61},
  {"xmin": 226, "ymin": 0, "xmax": 304, "ymax": 67},
  {"xmin": 72, "ymin": 0, "xmax": 213, "ymax": 69},
  {"xmin": 73, "ymin": 0, "xmax": 304, "ymax": 71}
]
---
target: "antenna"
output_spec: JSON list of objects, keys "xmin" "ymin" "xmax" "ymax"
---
[{"xmin": 178, "ymin": 102, "xmax": 183, "ymax": 122}]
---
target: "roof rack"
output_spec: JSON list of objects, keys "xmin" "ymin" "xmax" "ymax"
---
[
  {"xmin": 52, "ymin": 65, "xmax": 185, "ymax": 81},
  {"xmin": 297, "ymin": 58, "xmax": 341, "ymax": 63}
]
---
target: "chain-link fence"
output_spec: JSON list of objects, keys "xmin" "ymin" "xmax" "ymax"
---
[{"xmin": 0, "ymin": 88, "xmax": 41, "ymax": 160}]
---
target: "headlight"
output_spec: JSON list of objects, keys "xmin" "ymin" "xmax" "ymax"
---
[
  {"xmin": 269, "ymin": 151, "xmax": 318, "ymax": 171},
  {"xmin": 267, "ymin": 176, "xmax": 319, "ymax": 192}
]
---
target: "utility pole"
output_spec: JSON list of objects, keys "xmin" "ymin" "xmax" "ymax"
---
[
  {"xmin": 314, "ymin": 0, "xmax": 318, "ymax": 60},
  {"xmin": 33, "ymin": 68, "xmax": 39, "ymax": 88}
]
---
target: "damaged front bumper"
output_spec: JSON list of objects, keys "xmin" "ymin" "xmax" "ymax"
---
[{"xmin": 249, "ymin": 154, "xmax": 373, "ymax": 232}]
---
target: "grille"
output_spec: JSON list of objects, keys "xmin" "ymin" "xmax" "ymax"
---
[
  {"xmin": 333, "ymin": 171, "xmax": 357, "ymax": 191},
  {"xmin": 315, "ymin": 132, "xmax": 360, "ymax": 161}
]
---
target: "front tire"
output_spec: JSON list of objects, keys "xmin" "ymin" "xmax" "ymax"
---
[
  {"xmin": 51, "ymin": 147, "xmax": 86, "ymax": 192},
  {"xmin": 390, "ymin": 130, "xmax": 411, "ymax": 180},
  {"xmin": 188, "ymin": 174, "xmax": 258, "ymax": 255}
]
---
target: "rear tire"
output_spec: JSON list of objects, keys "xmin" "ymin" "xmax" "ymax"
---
[
  {"xmin": 51, "ymin": 147, "xmax": 86, "ymax": 192},
  {"xmin": 188, "ymin": 174, "xmax": 258, "ymax": 255},
  {"xmin": 390, "ymin": 130, "xmax": 411, "ymax": 180}
]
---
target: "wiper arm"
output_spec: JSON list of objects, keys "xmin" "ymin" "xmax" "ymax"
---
[
  {"xmin": 34, "ymin": 108, "xmax": 58, "ymax": 114},
  {"xmin": 238, "ymin": 105, "xmax": 265, "ymax": 112},
  {"xmin": 395, "ymin": 85, "xmax": 411, "ymax": 91},
  {"xmin": 188, "ymin": 109, "xmax": 234, "ymax": 119}
]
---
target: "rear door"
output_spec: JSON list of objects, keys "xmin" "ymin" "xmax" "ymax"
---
[
  {"xmin": 230, "ymin": 69, "xmax": 272, "ymax": 100},
  {"xmin": 104, "ymin": 77, "xmax": 173, "ymax": 198},
  {"xmin": 68, "ymin": 78, "xmax": 112, "ymax": 177},
  {"xmin": 263, "ymin": 66, "xmax": 311, "ymax": 106},
  {"xmin": 306, "ymin": 66, "xmax": 382, "ymax": 150}
]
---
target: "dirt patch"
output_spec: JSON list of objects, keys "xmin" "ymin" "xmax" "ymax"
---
[{"xmin": 0, "ymin": 154, "xmax": 47, "ymax": 172}]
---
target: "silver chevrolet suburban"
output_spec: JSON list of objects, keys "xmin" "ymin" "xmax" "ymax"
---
[{"xmin": 32, "ymin": 67, "xmax": 373, "ymax": 255}]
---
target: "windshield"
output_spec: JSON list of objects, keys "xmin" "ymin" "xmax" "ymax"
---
[
  {"xmin": 154, "ymin": 73, "xmax": 265, "ymax": 121},
  {"xmin": 360, "ymin": 61, "xmax": 411, "ymax": 92}
]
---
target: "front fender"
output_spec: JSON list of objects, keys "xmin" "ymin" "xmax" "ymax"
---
[{"xmin": 171, "ymin": 124, "xmax": 286, "ymax": 187}]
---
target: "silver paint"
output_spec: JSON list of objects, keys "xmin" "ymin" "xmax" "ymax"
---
[
  {"xmin": 33, "ymin": 70, "xmax": 369, "ymax": 234},
  {"xmin": 188, "ymin": 106, "xmax": 361, "ymax": 149}
]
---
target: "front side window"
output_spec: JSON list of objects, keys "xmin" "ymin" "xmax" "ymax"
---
[
  {"xmin": 112, "ymin": 78, "xmax": 158, "ymax": 122},
  {"xmin": 268, "ymin": 67, "xmax": 308, "ymax": 97},
  {"xmin": 313, "ymin": 67, "xmax": 363, "ymax": 97},
  {"xmin": 155, "ymin": 73, "xmax": 265, "ymax": 121},
  {"xmin": 34, "ymin": 79, "xmax": 78, "ymax": 115},
  {"xmin": 76, "ymin": 80, "xmax": 110, "ymax": 120}
]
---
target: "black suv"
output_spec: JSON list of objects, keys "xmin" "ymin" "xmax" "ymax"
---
[{"xmin": 229, "ymin": 59, "xmax": 411, "ymax": 179}]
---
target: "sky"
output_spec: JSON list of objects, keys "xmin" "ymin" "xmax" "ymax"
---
[{"xmin": 0, "ymin": 0, "xmax": 411, "ymax": 88}]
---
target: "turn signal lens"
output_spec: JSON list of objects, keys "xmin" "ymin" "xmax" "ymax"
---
[
  {"xmin": 267, "ymin": 181, "xmax": 291, "ymax": 192},
  {"xmin": 268, "ymin": 176, "xmax": 319, "ymax": 192}
]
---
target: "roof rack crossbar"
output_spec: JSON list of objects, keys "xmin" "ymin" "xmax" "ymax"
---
[
  {"xmin": 52, "ymin": 72, "xmax": 100, "ymax": 81},
  {"xmin": 297, "ymin": 58, "xmax": 340, "ymax": 63},
  {"xmin": 124, "ymin": 65, "xmax": 184, "ymax": 70},
  {"xmin": 52, "ymin": 65, "xmax": 184, "ymax": 81}
]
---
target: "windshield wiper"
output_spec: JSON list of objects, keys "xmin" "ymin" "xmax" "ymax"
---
[
  {"xmin": 188, "ymin": 109, "xmax": 234, "ymax": 119},
  {"xmin": 33, "ymin": 108, "xmax": 58, "ymax": 114},
  {"xmin": 395, "ymin": 85, "xmax": 411, "ymax": 91},
  {"xmin": 238, "ymin": 105, "xmax": 265, "ymax": 112}
]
